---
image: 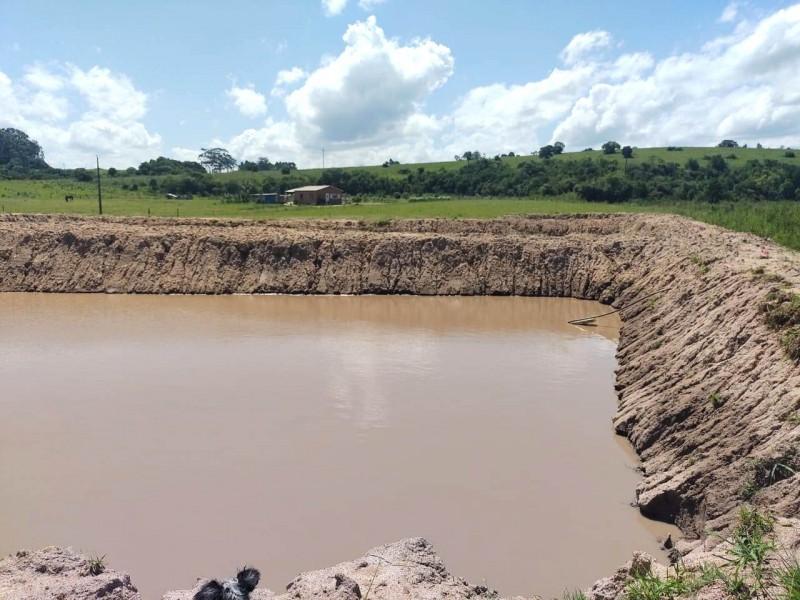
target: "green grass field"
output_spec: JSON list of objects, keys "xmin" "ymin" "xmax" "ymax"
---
[
  {"xmin": 2, "ymin": 145, "xmax": 800, "ymax": 251},
  {"xmin": 2, "ymin": 188, "xmax": 800, "ymax": 250}
]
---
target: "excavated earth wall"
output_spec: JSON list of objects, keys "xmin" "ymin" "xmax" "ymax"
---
[{"xmin": 0, "ymin": 213, "xmax": 797, "ymax": 599}]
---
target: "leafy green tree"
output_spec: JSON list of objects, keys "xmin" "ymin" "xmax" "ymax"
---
[
  {"xmin": 456, "ymin": 151, "xmax": 483, "ymax": 161},
  {"xmin": 553, "ymin": 141, "xmax": 565, "ymax": 154},
  {"xmin": 107, "ymin": 167, "xmax": 118, "ymax": 177},
  {"xmin": 138, "ymin": 156, "xmax": 205, "ymax": 176},
  {"xmin": 602, "ymin": 141, "xmax": 621, "ymax": 155},
  {"xmin": 199, "ymin": 147, "xmax": 237, "ymax": 173},
  {"xmin": 708, "ymin": 154, "xmax": 728, "ymax": 173},
  {"xmin": 538, "ymin": 145, "xmax": 556, "ymax": 159},
  {"xmin": 0, "ymin": 128, "xmax": 49, "ymax": 172},
  {"xmin": 621, "ymin": 146, "xmax": 634, "ymax": 159},
  {"xmin": 703, "ymin": 178, "xmax": 724, "ymax": 203},
  {"xmin": 718, "ymin": 139, "xmax": 739, "ymax": 148},
  {"xmin": 74, "ymin": 168, "xmax": 93, "ymax": 182}
]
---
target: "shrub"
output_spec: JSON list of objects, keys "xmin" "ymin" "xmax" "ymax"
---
[
  {"xmin": 708, "ymin": 392, "xmax": 725, "ymax": 409},
  {"xmin": 760, "ymin": 290, "xmax": 800, "ymax": 330},
  {"xmin": 742, "ymin": 451, "xmax": 797, "ymax": 499},
  {"xmin": 576, "ymin": 175, "xmax": 633, "ymax": 202},
  {"xmin": 74, "ymin": 168, "xmax": 93, "ymax": 182},
  {"xmin": 602, "ymin": 141, "xmax": 621, "ymax": 154},
  {"xmin": 87, "ymin": 555, "xmax": 105, "ymax": 576},
  {"xmin": 786, "ymin": 150, "xmax": 796, "ymax": 158},
  {"xmin": 783, "ymin": 327, "xmax": 800, "ymax": 361},
  {"xmin": 728, "ymin": 507, "xmax": 775, "ymax": 594},
  {"xmin": 625, "ymin": 568, "xmax": 694, "ymax": 600},
  {"xmin": 779, "ymin": 561, "xmax": 800, "ymax": 600}
]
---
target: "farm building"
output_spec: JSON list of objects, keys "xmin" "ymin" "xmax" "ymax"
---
[
  {"xmin": 250, "ymin": 193, "xmax": 283, "ymax": 204},
  {"xmin": 286, "ymin": 185, "xmax": 344, "ymax": 205}
]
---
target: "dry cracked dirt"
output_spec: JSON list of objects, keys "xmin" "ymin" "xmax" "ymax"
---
[{"xmin": 0, "ymin": 213, "xmax": 797, "ymax": 599}]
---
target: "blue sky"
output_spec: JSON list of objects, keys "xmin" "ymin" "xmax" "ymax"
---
[{"xmin": 1, "ymin": 0, "xmax": 799, "ymax": 167}]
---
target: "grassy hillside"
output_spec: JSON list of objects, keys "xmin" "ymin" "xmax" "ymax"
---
[
  {"xmin": 3, "ymin": 146, "xmax": 796, "ymax": 203},
  {"xmin": 214, "ymin": 146, "xmax": 799, "ymax": 181}
]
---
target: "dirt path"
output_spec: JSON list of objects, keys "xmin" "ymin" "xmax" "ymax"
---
[{"xmin": 0, "ymin": 213, "xmax": 797, "ymax": 599}]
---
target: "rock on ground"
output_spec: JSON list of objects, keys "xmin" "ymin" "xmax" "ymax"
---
[
  {"xmin": 0, "ymin": 547, "xmax": 140, "ymax": 600},
  {"xmin": 164, "ymin": 538, "xmax": 512, "ymax": 600}
]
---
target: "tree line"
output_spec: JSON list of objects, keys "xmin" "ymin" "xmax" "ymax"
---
[
  {"xmin": 141, "ymin": 152, "xmax": 800, "ymax": 203},
  {"xmin": 2, "ymin": 128, "xmax": 799, "ymax": 203}
]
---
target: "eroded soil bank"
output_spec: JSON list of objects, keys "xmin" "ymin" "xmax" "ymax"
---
[{"xmin": 0, "ymin": 213, "xmax": 798, "ymax": 599}]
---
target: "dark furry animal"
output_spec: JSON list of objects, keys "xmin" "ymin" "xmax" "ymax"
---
[{"xmin": 194, "ymin": 568, "xmax": 260, "ymax": 600}]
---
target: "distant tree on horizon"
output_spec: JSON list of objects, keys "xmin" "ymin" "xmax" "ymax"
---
[
  {"xmin": 0, "ymin": 128, "xmax": 49, "ymax": 172},
  {"xmin": 602, "ymin": 141, "xmax": 621, "ymax": 155},
  {"xmin": 455, "ymin": 151, "xmax": 483, "ymax": 161},
  {"xmin": 538, "ymin": 144, "xmax": 556, "ymax": 159},
  {"xmin": 199, "ymin": 147, "xmax": 237, "ymax": 173},
  {"xmin": 718, "ymin": 139, "xmax": 739, "ymax": 148},
  {"xmin": 621, "ymin": 146, "xmax": 634, "ymax": 159}
]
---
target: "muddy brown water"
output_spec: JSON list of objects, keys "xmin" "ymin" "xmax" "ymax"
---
[{"xmin": 0, "ymin": 294, "xmax": 677, "ymax": 599}]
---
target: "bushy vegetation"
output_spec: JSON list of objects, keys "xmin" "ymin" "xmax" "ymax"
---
[
  {"xmin": 622, "ymin": 508, "xmax": 800, "ymax": 600},
  {"xmin": 779, "ymin": 561, "xmax": 800, "ymax": 600},
  {"xmin": 0, "ymin": 128, "xmax": 49, "ymax": 176},
  {"xmin": 760, "ymin": 290, "xmax": 800, "ymax": 360},
  {"xmin": 137, "ymin": 156, "xmax": 206, "ymax": 176},
  {"xmin": 7, "ymin": 152, "xmax": 792, "ymax": 205},
  {"xmin": 116, "ymin": 151, "xmax": 799, "ymax": 203},
  {"xmin": 86, "ymin": 555, "xmax": 106, "ymax": 576}
]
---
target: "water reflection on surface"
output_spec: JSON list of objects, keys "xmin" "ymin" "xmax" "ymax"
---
[{"xmin": 0, "ymin": 294, "xmax": 674, "ymax": 599}]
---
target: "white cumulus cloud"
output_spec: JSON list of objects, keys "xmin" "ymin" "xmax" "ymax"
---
[
  {"xmin": 275, "ymin": 67, "xmax": 308, "ymax": 87},
  {"xmin": 271, "ymin": 67, "xmax": 308, "ymax": 97},
  {"xmin": 322, "ymin": 0, "xmax": 348, "ymax": 16},
  {"xmin": 23, "ymin": 65, "xmax": 64, "ymax": 92},
  {"xmin": 69, "ymin": 66, "xmax": 148, "ymax": 121},
  {"xmin": 560, "ymin": 30, "xmax": 613, "ymax": 65},
  {"xmin": 720, "ymin": 2, "xmax": 740, "ymax": 23},
  {"xmin": 285, "ymin": 15, "xmax": 453, "ymax": 142},
  {"xmin": 0, "ymin": 64, "xmax": 160, "ymax": 167},
  {"xmin": 216, "ymin": 4, "xmax": 800, "ymax": 167},
  {"xmin": 553, "ymin": 3, "xmax": 800, "ymax": 149},
  {"xmin": 226, "ymin": 84, "xmax": 268, "ymax": 118}
]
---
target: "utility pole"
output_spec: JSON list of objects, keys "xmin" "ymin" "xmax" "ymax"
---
[
  {"xmin": 96, "ymin": 155, "xmax": 103, "ymax": 215},
  {"xmin": 322, "ymin": 147, "xmax": 325, "ymax": 170}
]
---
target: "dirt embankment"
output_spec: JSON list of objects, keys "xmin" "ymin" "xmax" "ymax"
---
[{"xmin": 0, "ymin": 213, "xmax": 798, "ymax": 599}]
